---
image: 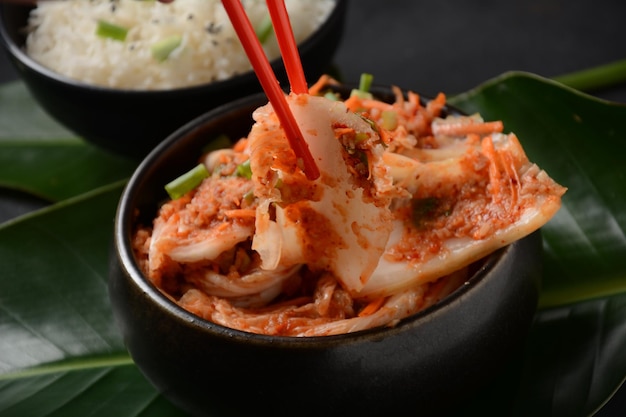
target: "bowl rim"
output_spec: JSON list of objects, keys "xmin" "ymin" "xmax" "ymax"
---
[
  {"xmin": 0, "ymin": 0, "xmax": 347, "ymax": 95},
  {"xmin": 113, "ymin": 88, "xmax": 525, "ymax": 347}
]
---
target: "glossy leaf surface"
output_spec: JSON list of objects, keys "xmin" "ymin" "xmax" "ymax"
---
[{"xmin": 0, "ymin": 82, "xmax": 138, "ymax": 201}]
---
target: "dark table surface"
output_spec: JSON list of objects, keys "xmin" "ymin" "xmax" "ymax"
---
[{"xmin": 1, "ymin": 1, "xmax": 625, "ymax": 416}]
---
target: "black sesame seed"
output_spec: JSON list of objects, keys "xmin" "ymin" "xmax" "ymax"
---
[{"xmin": 205, "ymin": 22, "xmax": 222, "ymax": 35}]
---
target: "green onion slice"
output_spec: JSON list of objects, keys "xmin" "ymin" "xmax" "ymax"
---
[
  {"xmin": 349, "ymin": 73, "xmax": 375, "ymax": 100},
  {"xmin": 203, "ymin": 134, "xmax": 232, "ymax": 153},
  {"xmin": 255, "ymin": 14, "xmax": 273, "ymax": 44},
  {"xmin": 243, "ymin": 189, "xmax": 255, "ymax": 204},
  {"xmin": 355, "ymin": 132, "xmax": 369, "ymax": 142},
  {"xmin": 358, "ymin": 73, "xmax": 374, "ymax": 92},
  {"xmin": 323, "ymin": 91, "xmax": 340, "ymax": 101},
  {"xmin": 96, "ymin": 20, "xmax": 129, "ymax": 41},
  {"xmin": 236, "ymin": 160, "xmax": 252, "ymax": 179},
  {"xmin": 164, "ymin": 163, "xmax": 209, "ymax": 200},
  {"xmin": 151, "ymin": 35, "xmax": 183, "ymax": 62},
  {"xmin": 381, "ymin": 110, "xmax": 398, "ymax": 130}
]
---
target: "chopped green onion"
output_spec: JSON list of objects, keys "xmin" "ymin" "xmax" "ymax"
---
[
  {"xmin": 243, "ymin": 189, "xmax": 255, "ymax": 204},
  {"xmin": 236, "ymin": 160, "xmax": 252, "ymax": 179},
  {"xmin": 355, "ymin": 132, "xmax": 369, "ymax": 142},
  {"xmin": 151, "ymin": 35, "xmax": 182, "ymax": 62},
  {"xmin": 96, "ymin": 20, "xmax": 129, "ymax": 41},
  {"xmin": 350, "ymin": 73, "xmax": 375, "ymax": 100},
  {"xmin": 203, "ymin": 134, "xmax": 232, "ymax": 153},
  {"xmin": 349, "ymin": 89, "xmax": 373, "ymax": 100},
  {"xmin": 358, "ymin": 73, "xmax": 374, "ymax": 93},
  {"xmin": 164, "ymin": 163, "xmax": 209, "ymax": 199},
  {"xmin": 255, "ymin": 14, "xmax": 273, "ymax": 44},
  {"xmin": 381, "ymin": 110, "xmax": 398, "ymax": 130},
  {"xmin": 324, "ymin": 91, "xmax": 340, "ymax": 101}
]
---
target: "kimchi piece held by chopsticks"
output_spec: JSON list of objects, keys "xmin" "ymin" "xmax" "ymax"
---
[
  {"xmin": 248, "ymin": 94, "xmax": 395, "ymax": 294},
  {"xmin": 222, "ymin": 0, "xmax": 319, "ymax": 180},
  {"xmin": 133, "ymin": 77, "xmax": 566, "ymax": 336},
  {"xmin": 221, "ymin": 0, "xmax": 319, "ymax": 180}
]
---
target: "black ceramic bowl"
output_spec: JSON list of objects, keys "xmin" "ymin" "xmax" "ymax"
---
[
  {"xmin": 0, "ymin": 0, "xmax": 347, "ymax": 158},
  {"xmin": 109, "ymin": 87, "xmax": 543, "ymax": 417}
]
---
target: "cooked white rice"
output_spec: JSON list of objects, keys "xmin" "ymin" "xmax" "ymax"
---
[{"xmin": 25, "ymin": 0, "xmax": 335, "ymax": 90}]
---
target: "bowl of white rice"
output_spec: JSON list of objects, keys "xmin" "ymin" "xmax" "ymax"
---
[{"xmin": 0, "ymin": 0, "xmax": 346, "ymax": 157}]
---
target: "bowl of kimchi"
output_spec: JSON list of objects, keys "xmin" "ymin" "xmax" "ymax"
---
[{"xmin": 109, "ymin": 78, "xmax": 565, "ymax": 417}]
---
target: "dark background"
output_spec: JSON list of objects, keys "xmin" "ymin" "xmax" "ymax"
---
[{"xmin": 1, "ymin": 1, "xmax": 625, "ymax": 415}]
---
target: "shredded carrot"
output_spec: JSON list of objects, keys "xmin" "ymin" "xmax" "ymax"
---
[
  {"xmin": 500, "ymin": 150, "xmax": 521, "ymax": 210},
  {"xmin": 407, "ymin": 91, "xmax": 421, "ymax": 110},
  {"xmin": 343, "ymin": 94, "xmax": 364, "ymax": 113},
  {"xmin": 219, "ymin": 153, "xmax": 230, "ymax": 164},
  {"xmin": 345, "ymin": 163, "xmax": 359, "ymax": 177},
  {"xmin": 379, "ymin": 128, "xmax": 392, "ymax": 145},
  {"xmin": 433, "ymin": 120, "xmax": 504, "ymax": 137},
  {"xmin": 391, "ymin": 85, "xmax": 405, "ymax": 105},
  {"xmin": 466, "ymin": 133, "xmax": 481, "ymax": 146},
  {"xmin": 224, "ymin": 209, "xmax": 257, "ymax": 218},
  {"xmin": 361, "ymin": 99, "xmax": 394, "ymax": 112},
  {"xmin": 425, "ymin": 92, "xmax": 446, "ymax": 118},
  {"xmin": 233, "ymin": 138, "xmax": 248, "ymax": 152},
  {"xmin": 366, "ymin": 150, "xmax": 377, "ymax": 179},
  {"xmin": 308, "ymin": 74, "xmax": 338, "ymax": 96},
  {"xmin": 216, "ymin": 222, "xmax": 231, "ymax": 232},
  {"xmin": 481, "ymin": 135, "xmax": 502, "ymax": 204},
  {"xmin": 358, "ymin": 296, "xmax": 387, "ymax": 317},
  {"xmin": 333, "ymin": 127, "xmax": 355, "ymax": 138}
]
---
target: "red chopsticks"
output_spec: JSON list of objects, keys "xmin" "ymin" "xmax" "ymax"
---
[
  {"xmin": 266, "ymin": 0, "xmax": 308, "ymax": 94},
  {"xmin": 221, "ymin": 0, "xmax": 319, "ymax": 180}
]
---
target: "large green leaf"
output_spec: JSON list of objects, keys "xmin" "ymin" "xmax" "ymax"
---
[
  {"xmin": 1, "ymin": 366, "xmax": 185, "ymax": 417},
  {"xmin": 512, "ymin": 294, "xmax": 626, "ymax": 417},
  {"xmin": 0, "ymin": 183, "xmax": 185, "ymax": 416},
  {"xmin": 0, "ymin": 82, "xmax": 138, "ymax": 201},
  {"xmin": 0, "ymin": 183, "xmax": 125, "ymax": 374},
  {"xmin": 1, "ymin": 72, "xmax": 626, "ymax": 416},
  {"xmin": 0, "ymin": 82, "xmax": 75, "ymax": 141}
]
